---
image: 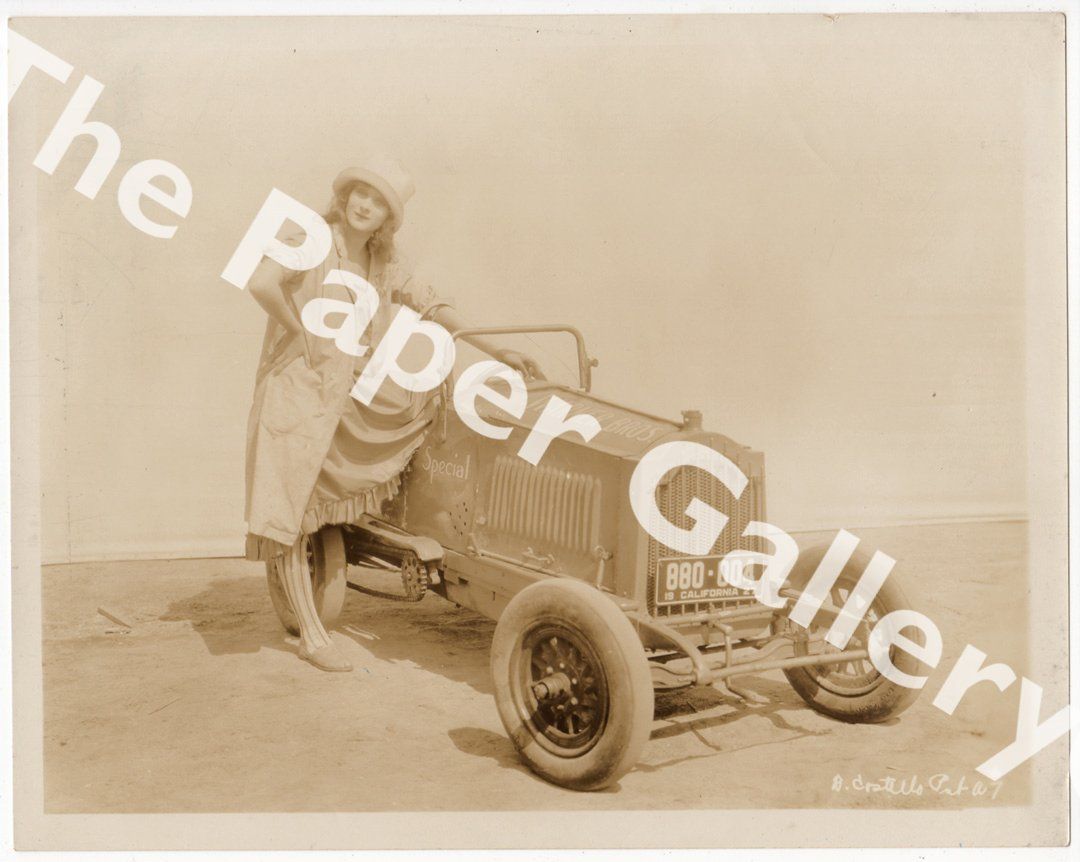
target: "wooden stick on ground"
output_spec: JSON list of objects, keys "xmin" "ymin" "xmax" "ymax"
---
[{"xmin": 96, "ymin": 606, "xmax": 133, "ymax": 629}]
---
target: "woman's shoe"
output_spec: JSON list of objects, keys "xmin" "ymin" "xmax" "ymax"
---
[{"xmin": 298, "ymin": 641, "xmax": 353, "ymax": 672}]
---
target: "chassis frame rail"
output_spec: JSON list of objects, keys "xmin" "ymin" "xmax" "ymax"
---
[{"xmin": 627, "ymin": 607, "xmax": 870, "ymax": 689}]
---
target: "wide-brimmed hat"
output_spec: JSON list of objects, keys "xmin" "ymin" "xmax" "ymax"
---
[{"xmin": 332, "ymin": 157, "xmax": 415, "ymax": 231}]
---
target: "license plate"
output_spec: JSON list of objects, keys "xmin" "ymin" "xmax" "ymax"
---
[{"xmin": 654, "ymin": 555, "xmax": 753, "ymax": 606}]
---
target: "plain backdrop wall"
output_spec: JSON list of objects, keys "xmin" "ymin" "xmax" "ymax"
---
[{"xmin": 9, "ymin": 14, "xmax": 1063, "ymax": 564}]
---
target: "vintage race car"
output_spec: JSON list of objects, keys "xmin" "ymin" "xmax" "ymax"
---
[{"xmin": 265, "ymin": 325, "xmax": 922, "ymax": 791}]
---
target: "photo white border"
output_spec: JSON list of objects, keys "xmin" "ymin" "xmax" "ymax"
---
[{"xmin": 1, "ymin": 0, "xmax": 1076, "ymax": 858}]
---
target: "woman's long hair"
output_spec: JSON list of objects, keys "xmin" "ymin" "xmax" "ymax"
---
[{"xmin": 323, "ymin": 182, "xmax": 397, "ymax": 261}]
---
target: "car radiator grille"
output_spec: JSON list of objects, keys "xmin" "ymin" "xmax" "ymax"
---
[
  {"xmin": 488, "ymin": 455, "xmax": 601, "ymax": 555},
  {"xmin": 646, "ymin": 466, "xmax": 765, "ymax": 617}
]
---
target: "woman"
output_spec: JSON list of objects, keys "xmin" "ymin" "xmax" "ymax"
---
[{"xmin": 244, "ymin": 157, "xmax": 541, "ymax": 672}]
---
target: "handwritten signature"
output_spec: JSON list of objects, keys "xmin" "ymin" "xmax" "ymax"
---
[{"xmin": 831, "ymin": 773, "xmax": 1004, "ymax": 800}]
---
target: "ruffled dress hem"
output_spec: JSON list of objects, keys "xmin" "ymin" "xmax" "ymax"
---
[{"xmin": 244, "ymin": 471, "xmax": 405, "ymax": 562}]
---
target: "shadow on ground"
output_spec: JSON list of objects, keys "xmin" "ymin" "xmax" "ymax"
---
[
  {"xmin": 441, "ymin": 654, "xmax": 842, "ymax": 789},
  {"xmin": 164, "ymin": 571, "xmax": 840, "ymax": 759},
  {"xmin": 336, "ymin": 587, "xmax": 499, "ymax": 696},
  {"xmin": 158, "ymin": 571, "xmax": 298, "ymax": 657}
]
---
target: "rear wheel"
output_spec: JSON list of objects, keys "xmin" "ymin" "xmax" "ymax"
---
[
  {"xmin": 491, "ymin": 579, "xmax": 654, "ymax": 791},
  {"xmin": 779, "ymin": 543, "xmax": 924, "ymax": 723},
  {"xmin": 266, "ymin": 527, "xmax": 347, "ymax": 636}
]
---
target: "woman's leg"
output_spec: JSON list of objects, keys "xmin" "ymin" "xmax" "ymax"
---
[{"xmin": 277, "ymin": 535, "xmax": 352, "ymax": 672}]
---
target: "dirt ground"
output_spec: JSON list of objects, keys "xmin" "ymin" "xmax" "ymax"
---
[{"xmin": 42, "ymin": 522, "xmax": 1030, "ymax": 813}]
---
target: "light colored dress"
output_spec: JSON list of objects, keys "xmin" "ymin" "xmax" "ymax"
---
[{"xmin": 244, "ymin": 227, "xmax": 450, "ymax": 560}]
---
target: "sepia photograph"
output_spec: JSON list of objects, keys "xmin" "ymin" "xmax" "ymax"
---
[{"xmin": 4, "ymin": 4, "xmax": 1073, "ymax": 853}]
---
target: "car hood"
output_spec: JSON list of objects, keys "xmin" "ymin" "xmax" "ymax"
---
[{"xmin": 474, "ymin": 381, "xmax": 684, "ymax": 458}]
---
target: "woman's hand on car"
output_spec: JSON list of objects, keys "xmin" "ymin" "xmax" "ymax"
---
[{"xmin": 497, "ymin": 350, "xmax": 546, "ymax": 381}]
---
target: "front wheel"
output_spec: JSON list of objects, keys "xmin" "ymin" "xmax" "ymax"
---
[
  {"xmin": 266, "ymin": 527, "xmax": 348, "ymax": 636},
  {"xmin": 778, "ymin": 542, "xmax": 925, "ymax": 723},
  {"xmin": 491, "ymin": 579, "xmax": 654, "ymax": 791}
]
